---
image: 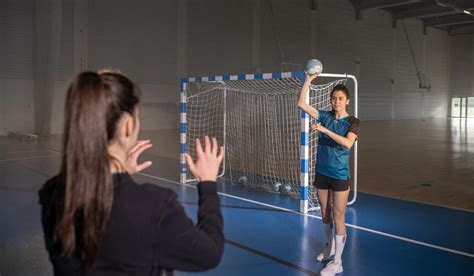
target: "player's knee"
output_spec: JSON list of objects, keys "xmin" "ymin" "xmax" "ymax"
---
[
  {"xmin": 333, "ymin": 209, "xmax": 345, "ymax": 221},
  {"xmin": 321, "ymin": 207, "xmax": 332, "ymax": 217}
]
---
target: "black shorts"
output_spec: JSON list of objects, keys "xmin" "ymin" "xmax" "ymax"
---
[{"xmin": 313, "ymin": 173, "xmax": 350, "ymax": 192}]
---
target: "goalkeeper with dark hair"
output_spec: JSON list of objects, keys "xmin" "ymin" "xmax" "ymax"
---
[{"xmin": 298, "ymin": 71, "xmax": 359, "ymax": 276}]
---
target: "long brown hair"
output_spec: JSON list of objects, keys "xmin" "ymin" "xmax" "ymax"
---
[{"xmin": 56, "ymin": 71, "xmax": 141, "ymax": 267}]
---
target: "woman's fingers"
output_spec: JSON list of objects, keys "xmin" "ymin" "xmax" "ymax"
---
[
  {"xmin": 186, "ymin": 137, "xmax": 224, "ymax": 182},
  {"xmin": 204, "ymin": 136, "xmax": 211, "ymax": 155},
  {"xmin": 129, "ymin": 140, "xmax": 150, "ymax": 156},
  {"xmin": 217, "ymin": 146, "xmax": 225, "ymax": 163},
  {"xmin": 133, "ymin": 143, "xmax": 152, "ymax": 159},
  {"xmin": 135, "ymin": 161, "xmax": 152, "ymax": 173},
  {"xmin": 195, "ymin": 138, "xmax": 204, "ymax": 157},
  {"xmin": 185, "ymin": 153, "xmax": 196, "ymax": 174},
  {"xmin": 211, "ymin": 137, "xmax": 218, "ymax": 156}
]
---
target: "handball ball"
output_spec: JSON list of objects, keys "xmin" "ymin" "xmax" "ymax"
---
[
  {"xmin": 306, "ymin": 59, "xmax": 323, "ymax": 75},
  {"xmin": 281, "ymin": 184, "xmax": 291, "ymax": 193},
  {"xmin": 272, "ymin": 182, "xmax": 282, "ymax": 192}
]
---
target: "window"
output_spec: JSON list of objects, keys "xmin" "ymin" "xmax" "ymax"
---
[
  {"xmin": 451, "ymin": 97, "xmax": 474, "ymax": 118},
  {"xmin": 468, "ymin": 97, "xmax": 474, "ymax": 118},
  {"xmin": 451, "ymin": 97, "xmax": 461, "ymax": 117}
]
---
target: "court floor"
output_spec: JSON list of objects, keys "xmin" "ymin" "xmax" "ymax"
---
[
  {"xmin": 142, "ymin": 118, "xmax": 474, "ymax": 211},
  {"xmin": 0, "ymin": 125, "xmax": 473, "ymax": 275}
]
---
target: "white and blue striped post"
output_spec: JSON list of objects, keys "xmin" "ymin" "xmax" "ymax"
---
[
  {"xmin": 180, "ymin": 79, "xmax": 187, "ymax": 184},
  {"xmin": 300, "ymin": 75, "xmax": 310, "ymax": 214}
]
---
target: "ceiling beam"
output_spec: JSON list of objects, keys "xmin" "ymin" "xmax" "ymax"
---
[
  {"xmin": 359, "ymin": 0, "xmax": 420, "ymax": 10},
  {"xmin": 395, "ymin": 5, "xmax": 459, "ymax": 19},
  {"xmin": 449, "ymin": 23, "xmax": 474, "ymax": 35},
  {"xmin": 424, "ymin": 14, "xmax": 474, "ymax": 27},
  {"xmin": 436, "ymin": 0, "xmax": 474, "ymax": 10}
]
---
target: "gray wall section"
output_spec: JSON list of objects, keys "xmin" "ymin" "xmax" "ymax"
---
[
  {"xmin": 57, "ymin": 0, "xmax": 75, "ymax": 82},
  {"xmin": 425, "ymin": 28, "xmax": 450, "ymax": 118},
  {"xmin": 0, "ymin": 0, "xmax": 34, "ymax": 80},
  {"xmin": 312, "ymin": 1, "xmax": 356, "ymax": 76},
  {"xmin": 187, "ymin": 0, "xmax": 254, "ymax": 76},
  {"xmin": 260, "ymin": 0, "xmax": 311, "ymax": 72},
  {"xmin": 87, "ymin": 0, "xmax": 177, "ymax": 85},
  {"xmin": 1, "ymin": 0, "xmax": 473, "ymax": 135},
  {"xmin": 359, "ymin": 9, "xmax": 393, "ymax": 120},
  {"xmin": 451, "ymin": 35, "xmax": 473, "ymax": 97},
  {"xmin": 395, "ymin": 20, "xmax": 423, "ymax": 119},
  {"xmin": 0, "ymin": 0, "xmax": 35, "ymax": 135},
  {"xmin": 86, "ymin": 0, "xmax": 178, "ymax": 132}
]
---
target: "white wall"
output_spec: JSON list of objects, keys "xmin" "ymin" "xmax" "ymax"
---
[
  {"xmin": 425, "ymin": 28, "xmax": 450, "ymax": 118},
  {"xmin": 450, "ymin": 35, "xmax": 474, "ymax": 97},
  {"xmin": 312, "ymin": 1, "xmax": 356, "ymax": 76},
  {"xmin": 187, "ymin": 0, "xmax": 255, "ymax": 76},
  {"xmin": 1, "ymin": 0, "xmax": 179, "ymax": 135},
  {"xmin": 0, "ymin": 0, "xmax": 35, "ymax": 135},
  {"xmin": 359, "ymin": 8, "xmax": 393, "ymax": 119},
  {"xmin": 182, "ymin": 0, "xmax": 454, "ymax": 120},
  {"xmin": 61, "ymin": 0, "xmax": 179, "ymax": 133},
  {"xmin": 2, "ymin": 0, "xmax": 473, "ymax": 136}
]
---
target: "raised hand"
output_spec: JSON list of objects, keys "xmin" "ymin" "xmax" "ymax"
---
[
  {"xmin": 125, "ymin": 140, "xmax": 153, "ymax": 175},
  {"xmin": 304, "ymin": 70, "xmax": 320, "ymax": 83},
  {"xmin": 185, "ymin": 136, "xmax": 225, "ymax": 182}
]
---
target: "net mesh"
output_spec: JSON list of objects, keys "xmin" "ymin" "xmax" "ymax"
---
[{"xmin": 185, "ymin": 77, "xmax": 346, "ymax": 210}]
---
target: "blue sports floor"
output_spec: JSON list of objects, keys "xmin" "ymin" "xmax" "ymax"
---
[{"xmin": 0, "ymin": 138, "xmax": 473, "ymax": 275}]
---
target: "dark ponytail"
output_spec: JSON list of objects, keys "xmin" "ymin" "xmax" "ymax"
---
[{"xmin": 56, "ymin": 71, "xmax": 141, "ymax": 267}]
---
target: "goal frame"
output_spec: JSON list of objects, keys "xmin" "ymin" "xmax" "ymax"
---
[{"xmin": 179, "ymin": 71, "xmax": 358, "ymax": 213}]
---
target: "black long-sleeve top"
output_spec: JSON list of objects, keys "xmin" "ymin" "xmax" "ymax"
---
[{"xmin": 38, "ymin": 173, "xmax": 224, "ymax": 275}]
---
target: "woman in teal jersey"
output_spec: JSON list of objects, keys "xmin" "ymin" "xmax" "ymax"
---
[{"xmin": 297, "ymin": 72, "xmax": 359, "ymax": 276}]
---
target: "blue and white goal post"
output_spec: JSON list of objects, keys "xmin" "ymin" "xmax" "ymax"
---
[{"xmin": 179, "ymin": 71, "xmax": 358, "ymax": 213}]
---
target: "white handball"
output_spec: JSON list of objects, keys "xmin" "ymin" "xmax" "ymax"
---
[
  {"xmin": 272, "ymin": 182, "xmax": 282, "ymax": 192},
  {"xmin": 281, "ymin": 183, "xmax": 291, "ymax": 193},
  {"xmin": 306, "ymin": 59, "xmax": 323, "ymax": 75}
]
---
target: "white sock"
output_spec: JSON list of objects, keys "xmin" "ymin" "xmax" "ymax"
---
[
  {"xmin": 334, "ymin": 235, "xmax": 346, "ymax": 264},
  {"xmin": 323, "ymin": 222, "xmax": 335, "ymax": 253}
]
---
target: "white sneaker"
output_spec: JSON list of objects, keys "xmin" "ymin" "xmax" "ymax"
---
[
  {"xmin": 316, "ymin": 243, "xmax": 335, "ymax": 262},
  {"xmin": 320, "ymin": 261, "xmax": 343, "ymax": 275}
]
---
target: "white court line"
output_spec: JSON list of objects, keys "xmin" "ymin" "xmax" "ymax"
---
[
  {"xmin": 26, "ymin": 149, "xmax": 474, "ymax": 213},
  {"xmin": 0, "ymin": 154, "xmax": 60, "ymax": 162},
  {"xmin": 138, "ymin": 172, "xmax": 474, "ymax": 259},
  {"xmin": 39, "ymin": 149, "xmax": 474, "ymax": 257},
  {"xmin": 3, "ymin": 149, "xmax": 57, "ymax": 154}
]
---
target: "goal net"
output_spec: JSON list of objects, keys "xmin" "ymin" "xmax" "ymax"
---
[{"xmin": 180, "ymin": 72, "xmax": 357, "ymax": 213}]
